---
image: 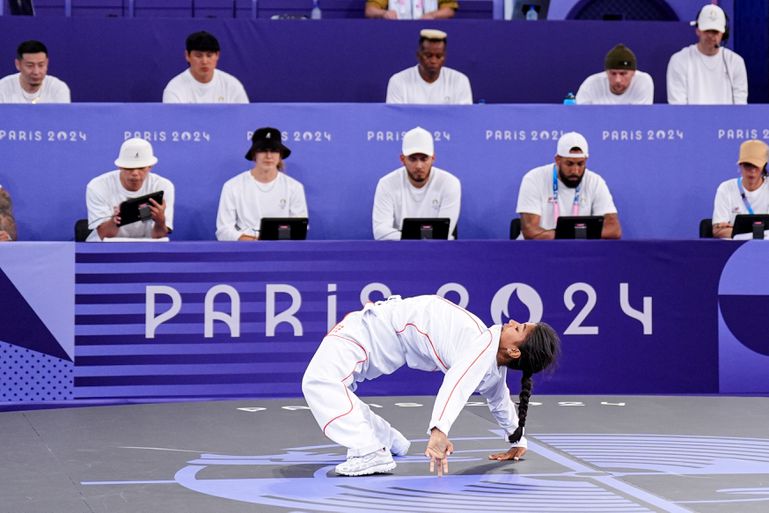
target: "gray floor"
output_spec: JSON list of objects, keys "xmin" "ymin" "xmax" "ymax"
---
[{"xmin": 2, "ymin": 395, "xmax": 769, "ymax": 513}]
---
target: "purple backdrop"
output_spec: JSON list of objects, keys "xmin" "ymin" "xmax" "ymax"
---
[{"xmin": 0, "ymin": 17, "xmax": 693, "ymax": 103}]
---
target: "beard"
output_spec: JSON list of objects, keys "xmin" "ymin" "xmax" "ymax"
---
[{"xmin": 559, "ymin": 171, "xmax": 583, "ymax": 189}]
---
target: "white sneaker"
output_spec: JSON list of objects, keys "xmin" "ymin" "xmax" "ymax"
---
[
  {"xmin": 335, "ymin": 448, "xmax": 396, "ymax": 476},
  {"xmin": 390, "ymin": 428, "xmax": 411, "ymax": 456}
]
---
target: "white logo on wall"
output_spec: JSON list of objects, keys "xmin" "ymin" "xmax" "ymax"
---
[
  {"xmin": 124, "ymin": 131, "xmax": 210, "ymax": 143},
  {"xmin": 367, "ymin": 130, "xmax": 451, "ymax": 142},
  {"xmin": 717, "ymin": 128, "xmax": 769, "ymax": 140},
  {"xmin": 0, "ymin": 129, "xmax": 87, "ymax": 142},
  {"xmin": 601, "ymin": 129, "xmax": 683, "ymax": 141},
  {"xmin": 143, "ymin": 281, "xmax": 652, "ymax": 339},
  {"xmin": 490, "ymin": 283, "xmax": 543, "ymax": 324},
  {"xmin": 246, "ymin": 130, "xmax": 333, "ymax": 143},
  {"xmin": 485, "ymin": 129, "xmax": 564, "ymax": 142}
]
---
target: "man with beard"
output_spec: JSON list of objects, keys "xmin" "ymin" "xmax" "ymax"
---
[
  {"xmin": 372, "ymin": 126, "xmax": 461, "ymax": 240},
  {"xmin": 515, "ymin": 132, "xmax": 621, "ymax": 239},
  {"xmin": 385, "ymin": 29, "xmax": 472, "ymax": 104},
  {"xmin": 575, "ymin": 44, "xmax": 653, "ymax": 105}
]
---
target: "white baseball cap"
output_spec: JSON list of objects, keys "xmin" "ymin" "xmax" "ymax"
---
[
  {"xmin": 402, "ymin": 127, "xmax": 434, "ymax": 156},
  {"xmin": 556, "ymin": 132, "xmax": 589, "ymax": 158},
  {"xmin": 691, "ymin": 4, "xmax": 726, "ymax": 33},
  {"xmin": 114, "ymin": 137, "xmax": 158, "ymax": 168}
]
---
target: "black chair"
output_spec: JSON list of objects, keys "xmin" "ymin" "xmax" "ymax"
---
[
  {"xmin": 699, "ymin": 218, "xmax": 713, "ymax": 239},
  {"xmin": 510, "ymin": 218, "xmax": 522, "ymax": 239},
  {"xmin": 75, "ymin": 219, "xmax": 92, "ymax": 242}
]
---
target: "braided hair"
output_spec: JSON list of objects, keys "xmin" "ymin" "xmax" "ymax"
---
[{"xmin": 507, "ymin": 322, "xmax": 560, "ymax": 444}]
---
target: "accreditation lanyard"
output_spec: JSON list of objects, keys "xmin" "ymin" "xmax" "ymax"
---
[
  {"xmin": 552, "ymin": 165, "xmax": 581, "ymax": 221},
  {"xmin": 737, "ymin": 177, "xmax": 755, "ymax": 215}
]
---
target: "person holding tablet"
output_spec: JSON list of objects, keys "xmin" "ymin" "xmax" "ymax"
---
[
  {"xmin": 712, "ymin": 140, "xmax": 769, "ymax": 239},
  {"xmin": 85, "ymin": 138, "xmax": 174, "ymax": 242},
  {"xmin": 216, "ymin": 127, "xmax": 308, "ymax": 241}
]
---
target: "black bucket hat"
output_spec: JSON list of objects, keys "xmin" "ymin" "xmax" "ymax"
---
[{"xmin": 245, "ymin": 127, "xmax": 291, "ymax": 161}]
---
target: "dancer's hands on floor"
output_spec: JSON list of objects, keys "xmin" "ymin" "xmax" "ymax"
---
[
  {"xmin": 489, "ymin": 445, "xmax": 527, "ymax": 461},
  {"xmin": 425, "ymin": 428, "xmax": 454, "ymax": 477}
]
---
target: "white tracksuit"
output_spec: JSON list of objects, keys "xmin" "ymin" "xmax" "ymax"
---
[{"xmin": 302, "ymin": 295, "xmax": 522, "ymax": 457}]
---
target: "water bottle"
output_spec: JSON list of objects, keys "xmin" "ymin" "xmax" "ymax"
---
[
  {"xmin": 525, "ymin": 6, "xmax": 538, "ymax": 21},
  {"xmin": 311, "ymin": 0, "xmax": 322, "ymax": 19},
  {"xmin": 563, "ymin": 92, "xmax": 576, "ymax": 105}
]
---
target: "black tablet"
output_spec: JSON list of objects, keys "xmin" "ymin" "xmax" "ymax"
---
[
  {"xmin": 259, "ymin": 217, "xmax": 308, "ymax": 240},
  {"xmin": 117, "ymin": 191, "xmax": 164, "ymax": 227},
  {"xmin": 731, "ymin": 214, "xmax": 769, "ymax": 238},
  {"xmin": 554, "ymin": 215, "xmax": 604, "ymax": 239},
  {"xmin": 401, "ymin": 218, "xmax": 451, "ymax": 240}
]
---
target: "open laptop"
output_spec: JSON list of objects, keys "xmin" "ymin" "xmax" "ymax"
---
[
  {"xmin": 401, "ymin": 218, "xmax": 451, "ymax": 240},
  {"xmin": 259, "ymin": 217, "xmax": 308, "ymax": 240}
]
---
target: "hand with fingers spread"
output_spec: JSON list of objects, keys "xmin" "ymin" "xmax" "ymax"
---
[
  {"xmin": 489, "ymin": 445, "xmax": 527, "ymax": 462},
  {"xmin": 425, "ymin": 428, "xmax": 454, "ymax": 477}
]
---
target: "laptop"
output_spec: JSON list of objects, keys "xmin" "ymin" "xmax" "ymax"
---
[
  {"xmin": 259, "ymin": 217, "xmax": 308, "ymax": 240},
  {"xmin": 554, "ymin": 215, "xmax": 604, "ymax": 239},
  {"xmin": 401, "ymin": 218, "xmax": 451, "ymax": 240}
]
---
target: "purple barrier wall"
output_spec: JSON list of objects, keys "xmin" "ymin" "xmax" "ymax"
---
[
  {"xmin": 0, "ymin": 17, "xmax": 694, "ymax": 103},
  {"xmin": 4, "ymin": 239, "xmax": 769, "ymax": 408}
]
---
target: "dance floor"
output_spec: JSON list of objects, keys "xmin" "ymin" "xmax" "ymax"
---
[{"xmin": 2, "ymin": 395, "xmax": 768, "ymax": 513}]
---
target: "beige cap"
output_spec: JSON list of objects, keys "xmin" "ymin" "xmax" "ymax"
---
[{"xmin": 737, "ymin": 140, "xmax": 769, "ymax": 169}]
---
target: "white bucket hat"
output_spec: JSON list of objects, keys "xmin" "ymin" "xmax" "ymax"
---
[{"xmin": 114, "ymin": 137, "xmax": 158, "ymax": 168}]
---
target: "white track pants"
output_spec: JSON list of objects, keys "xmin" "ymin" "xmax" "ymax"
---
[{"xmin": 302, "ymin": 312, "xmax": 397, "ymax": 457}]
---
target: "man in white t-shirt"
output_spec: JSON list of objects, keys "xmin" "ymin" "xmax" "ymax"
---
[
  {"xmin": 372, "ymin": 126, "xmax": 461, "ymax": 240},
  {"xmin": 576, "ymin": 44, "xmax": 654, "ymax": 105},
  {"xmin": 0, "ymin": 184, "xmax": 17, "ymax": 241},
  {"xmin": 712, "ymin": 140, "xmax": 769, "ymax": 239},
  {"xmin": 365, "ymin": 0, "xmax": 457, "ymax": 19},
  {"xmin": 163, "ymin": 31, "xmax": 248, "ymax": 104},
  {"xmin": 666, "ymin": 4, "xmax": 747, "ymax": 104},
  {"xmin": 0, "ymin": 40, "xmax": 70, "ymax": 104},
  {"xmin": 85, "ymin": 138, "xmax": 174, "ymax": 242},
  {"xmin": 386, "ymin": 29, "xmax": 472, "ymax": 104},
  {"xmin": 216, "ymin": 127, "xmax": 307, "ymax": 241},
  {"xmin": 516, "ymin": 132, "xmax": 621, "ymax": 240}
]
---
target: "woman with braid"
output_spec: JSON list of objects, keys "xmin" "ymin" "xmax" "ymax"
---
[{"xmin": 302, "ymin": 294, "xmax": 560, "ymax": 477}]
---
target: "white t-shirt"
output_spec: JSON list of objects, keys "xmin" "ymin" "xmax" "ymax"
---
[
  {"xmin": 576, "ymin": 70, "xmax": 654, "ymax": 105},
  {"xmin": 216, "ymin": 170, "xmax": 308, "ymax": 241},
  {"xmin": 86, "ymin": 170, "xmax": 175, "ymax": 242},
  {"xmin": 0, "ymin": 73, "xmax": 71, "ymax": 103},
  {"xmin": 372, "ymin": 166, "xmax": 461, "ymax": 240},
  {"xmin": 712, "ymin": 177, "xmax": 769, "ymax": 228},
  {"xmin": 386, "ymin": 65, "xmax": 472, "ymax": 104},
  {"xmin": 516, "ymin": 163, "xmax": 618, "ymax": 230},
  {"xmin": 666, "ymin": 44, "xmax": 748, "ymax": 104},
  {"xmin": 162, "ymin": 69, "xmax": 249, "ymax": 104}
]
